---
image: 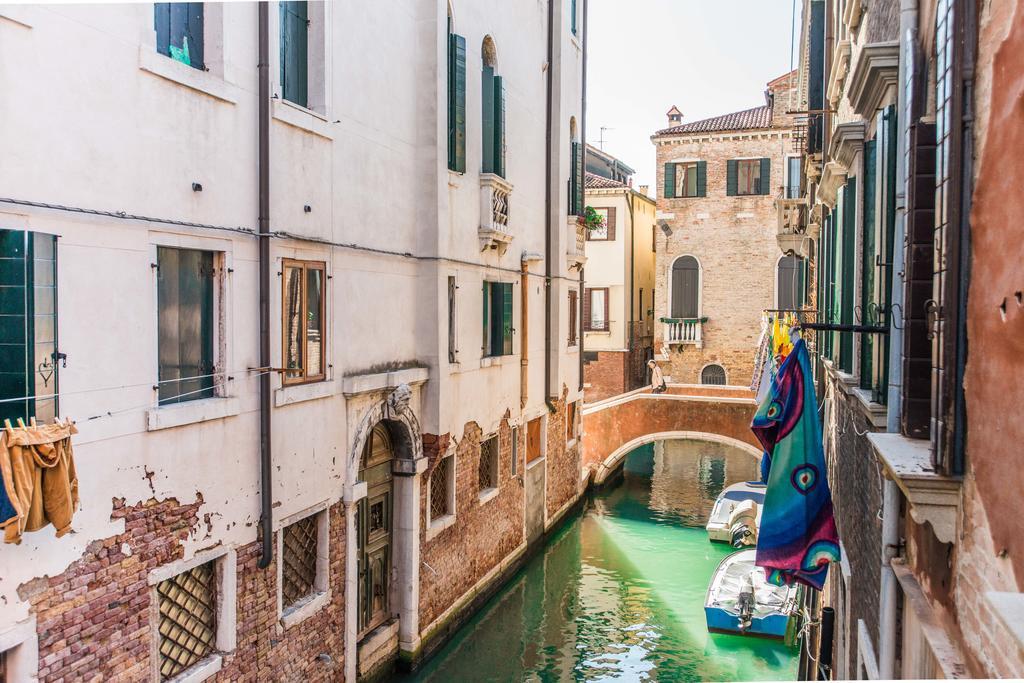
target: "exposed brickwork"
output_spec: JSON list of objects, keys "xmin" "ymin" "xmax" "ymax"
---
[
  {"xmin": 18, "ymin": 496, "xmax": 348, "ymax": 682},
  {"xmin": 545, "ymin": 389, "xmax": 582, "ymax": 521},
  {"xmin": 584, "ymin": 351, "xmax": 627, "ymax": 402},
  {"xmin": 418, "ymin": 416, "xmax": 524, "ymax": 630}
]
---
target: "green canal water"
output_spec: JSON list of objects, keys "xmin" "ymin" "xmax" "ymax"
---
[{"xmin": 400, "ymin": 439, "xmax": 797, "ymax": 682}]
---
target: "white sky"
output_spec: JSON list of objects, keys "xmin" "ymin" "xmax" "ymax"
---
[{"xmin": 586, "ymin": 0, "xmax": 801, "ymax": 195}]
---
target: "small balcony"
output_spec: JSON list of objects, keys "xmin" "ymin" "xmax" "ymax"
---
[
  {"xmin": 775, "ymin": 190, "xmax": 810, "ymax": 257},
  {"xmin": 479, "ymin": 173, "xmax": 514, "ymax": 254},
  {"xmin": 661, "ymin": 317, "xmax": 706, "ymax": 348},
  {"xmin": 566, "ymin": 216, "xmax": 586, "ymax": 270}
]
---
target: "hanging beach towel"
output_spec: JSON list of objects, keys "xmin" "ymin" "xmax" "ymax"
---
[{"xmin": 750, "ymin": 338, "xmax": 840, "ymax": 590}]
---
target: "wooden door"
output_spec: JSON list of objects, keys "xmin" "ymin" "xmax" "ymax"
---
[{"xmin": 357, "ymin": 425, "xmax": 394, "ymax": 637}]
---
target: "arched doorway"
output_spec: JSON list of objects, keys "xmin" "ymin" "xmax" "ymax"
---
[
  {"xmin": 358, "ymin": 423, "xmax": 394, "ymax": 637},
  {"xmin": 670, "ymin": 255, "xmax": 700, "ymax": 318}
]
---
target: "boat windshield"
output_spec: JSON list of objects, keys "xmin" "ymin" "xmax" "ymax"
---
[{"xmin": 722, "ymin": 490, "xmax": 765, "ymax": 504}]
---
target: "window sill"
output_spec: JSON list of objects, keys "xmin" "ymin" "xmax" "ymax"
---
[
  {"xmin": 274, "ymin": 380, "xmax": 335, "ymax": 408},
  {"xmin": 567, "ymin": 438, "xmax": 578, "ymax": 449},
  {"xmin": 146, "ymin": 397, "xmax": 241, "ymax": 432},
  {"xmin": 448, "ymin": 170, "xmax": 464, "ymax": 188},
  {"xmin": 479, "ymin": 355, "xmax": 511, "ymax": 368},
  {"xmin": 280, "ymin": 590, "xmax": 331, "ymax": 630},
  {"xmin": 526, "ymin": 456, "xmax": 545, "ymax": 471},
  {"xmin": 478, "ymin": 488, "xmax": 499, "ymax": 505},
  {"xmin": 169, "ymin": 654, "xmax": 223, "ymax": 683},
  {"xmin": 426, "ymin": 513, "xmax": 456, "ymax": 541},
  {"xmin": 272, "ymin": 98, "xmax": 333, "ymax": 140},
  {"xmin": 138, "ymin": 47, "xmax": 240, "ymax": 104}
]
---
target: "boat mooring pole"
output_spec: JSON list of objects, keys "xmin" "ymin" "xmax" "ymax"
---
[{"xmin": 817, "ymin": 606, "xmax": 836, "ymax": 680}]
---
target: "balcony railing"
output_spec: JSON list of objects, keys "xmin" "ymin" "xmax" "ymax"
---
[
  {"xmin": 661, "ymin": 317, "xmax": 706, "ymax": 347},
  {"xmin": 775, "ymin": 190, "xmax": 810, "ymax": 257},
  {"xmin": 479, "ymin": 173, "xmax": 514, "ymax": 254},
  {"xmin": 566, "ymin": 216, "xmax": 586, "ymax": 269}
]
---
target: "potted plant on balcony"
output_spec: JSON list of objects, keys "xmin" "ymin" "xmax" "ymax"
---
[{"xmin": 578, "ymin": 206, "xmax": 607, "ymax": 233}]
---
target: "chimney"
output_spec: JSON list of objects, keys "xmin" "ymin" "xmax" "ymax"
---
[
  {"xmin": 639, "ymin": 184, "xmax": 649, "ymax": 197},
  {"xmin": 666, "ymin": 105, "xmax": 683, "ymax": 126}
]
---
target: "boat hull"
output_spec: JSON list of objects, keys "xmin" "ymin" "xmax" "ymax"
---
[{"xmin": 704, "ymin": 606, "xmax": 791, "ymax": 640}]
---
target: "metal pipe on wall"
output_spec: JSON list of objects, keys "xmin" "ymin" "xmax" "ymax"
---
[
  {"xmin": 521, "ymin": 259, "xmax": 530, "ymax": 409},
  {"xmin": 878, "ymin": 477, "xmax": 900, "ymax": 678},
  {"xmin": 257, "ymin": 2, "xmax": 274, "ymax": 569},
  {"xmin": 543, "ymin": 0, "xmax": 556, "ymax": 412},
  {"xmin": 579, "ymin": 0, "xmax": 588, "ymax": 394}
]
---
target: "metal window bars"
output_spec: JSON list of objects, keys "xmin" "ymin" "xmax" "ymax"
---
[
  {"xmin": 282, "ymin": 515, "xmax": 319, "ymax": 608},
  {"xmin": 478, "ymin": 437, "xmax": 498, "ymax": 491},
  {"xmin": 156, "ymin": 561, "xmax": 217, "ymax": 680},
  {"xmin": 430, "ymin": 457, "xmax": 450, "ymax": 520}
]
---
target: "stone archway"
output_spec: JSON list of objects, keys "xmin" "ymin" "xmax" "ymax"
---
[{"xmin": 594, "ymin": 430, "xmax": 762, "ymax": 484}]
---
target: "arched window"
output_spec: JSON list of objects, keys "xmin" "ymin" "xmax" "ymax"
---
[
  {"xmin": 670, "ymin": 255, "xmax": 700, "ymax": 318},
  {"xmin": 777, "ymin": 255, "xmax": 806, "ymax": 310},
  {"xmin": 701, "ymin": 364, "xmax": 727, "ymax": 385},
  {"xmin": 481, "ymin": 36, "xmax": 505, "ymax": 177}
]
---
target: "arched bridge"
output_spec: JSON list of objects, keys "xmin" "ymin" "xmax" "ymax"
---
[{"xmin": 582, "ymin": 385, "xmax": 762, "ymax": 484}]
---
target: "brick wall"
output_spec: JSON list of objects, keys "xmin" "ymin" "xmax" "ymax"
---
[
  {"xmin": 544, "ymin": 390, "xmax": 581, "ymax": 521},
  {"xmin": 18, "ymin": 497, "xmax": 348, "ymax": 682},
  {"xmin": 583, "ymin": 351, "xmax": 627, "ymax": 402}
]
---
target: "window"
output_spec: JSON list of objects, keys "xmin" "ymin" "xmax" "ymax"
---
[
  {"xmin": 448, "ymin": 276, "xmax": 458, "ymax": 363},
  {"xmin": 786, "ymin": 156, "xmax": 803, "ymax": 198},
  {"xmin": 777, "ymin": 256, "xmax": 807, "ymax": 310},
  {"xmin": 282, "ymin": 259, "xmax": 326, "ymax": 385},
  {"xmin": 566, "ymin": 401, "xmax": 577, "ymax": 442},
  {"xmin": 156, "ymin": 561, "xmax": 217, "ymax": 679},
  {"xmin": 586, "ymin": 207, "xmax": 614, "ymax": 241},
  {"xmin": 481, "ymin": 38, "xmax": 505, "ymax": 177},
  {"xmin": 0, "ymin": 230, "xmax": 58, "ymax": 424},
  {"xmin": 568, "ymin": 289, "xmax": 578, "ymax": 345},
  {"xmin": 482, "ymin": 281, "xmax": 513, "ymax": 357},
  {"xmin": 663, "ymin": 161, "xmax": 705, "ymax": 198},
  {"xmin": 479, "ymin": 435, "xmax": 498, "ymax": 493},
  {"xmin": 701, "ymin": 364, "xmax": 727, "ymax": 385},
  {"xmin": 280, "ymin": 510, "xmax": 327, "ymax": 615},
  {"xmin": 569, "ymin": 118, "xmax": 583, "ymax": 215},
  {"xmin": 570, "ymin": 0, "xmax": 578, "ymax": 35},
  {"xmin": 526, "ymin": 416, "xmax": 544, "ymax": 464},
  {"xmin": 511, "ymin": 426, "xmax": 519, "ymax": 476},
  {"xmin": 584, "ymin": 287, "xmax": 608, "ymax": 331},
  {"xmin": 670, "ymin": 256, "xmax": 699, "ymax": 319},
  {"xmin": 727, "ymin": 158, "xmax": 771, "ymax": 196},
  {"xmin": 429, "ymin": 455, "xmax": 454, "ymax": 522},
  {"xmin": 155, "ymin": 3, "xmax": 204, "ymax": 70},
  {"xmin": 447, "ymin": 17, "xmax": 466, "ymax": 173},
  {"xmin": 158, "ymin": 247, "xmax": 216, "ymax": 405},
  {"xmin": 280, "ymin": 2, "xmax": 308, "ymax": 107}
]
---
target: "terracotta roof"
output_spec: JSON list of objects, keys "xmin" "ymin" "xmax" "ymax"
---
[
  {"xmin": 654, "ymin": 105, "xmax": 773, "ymax": 136},
  {"xmin": 585, "ymin": 172, "xmax": 628, "ymax": 189}
]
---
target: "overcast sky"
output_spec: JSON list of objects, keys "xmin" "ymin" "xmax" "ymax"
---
[{"xmin": 586, "ymin": 0, "xmax": 801, "ymax": 195}]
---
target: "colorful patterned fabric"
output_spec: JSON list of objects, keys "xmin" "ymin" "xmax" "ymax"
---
[{"xmin": 751, "ymin": 338, "xmax": 840, "ymax": 590}]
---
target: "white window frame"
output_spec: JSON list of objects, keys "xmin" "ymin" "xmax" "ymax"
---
[
  {"xmin": 276, "ymin": 502, "xmax": 331, "ymax": 629},
  {"xmin": 272, "ymin": 0, "xmax": 331, "ymax": 117},
  {"xmin": 426, "ymin": 447, "xmax": 457, "ymax": 539},
  {"xmin": 699, "ymin": 363, "xmax": 728, "ymax": 386},
  {"xmin": 666, "ymin": 254, "xmax": 703, "ymax": 320},
  {"xmin": 148, "ymin": 547, "xmax": 238, "ymax": 683},
  {"xmin": 784, "ymin": 154, "xmax": 803, "ymax": 199}
]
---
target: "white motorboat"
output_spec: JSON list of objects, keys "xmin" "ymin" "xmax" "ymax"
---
[
  {"xmin": 706, "ymin": 481, "xmax": 766, "ymax": 546},
  {"xmin": 704, "ymin": 549, "xmax": 800, "ymax": 639}
]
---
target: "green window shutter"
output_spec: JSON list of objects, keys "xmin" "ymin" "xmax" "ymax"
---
[
  {"xmin": 663, "ymin": 163, "xmax": 675, "ymax": 199},
  {"xmin": 860, "ymin": 140, "xmax": 877, "ymax": 390},
  {"xmin": 448, "ymin": 34, "xmax": 467, "ymax": 173},
  {"xmin": 760, "ymin": 157, "xmax": 771, "ymax": 195},
  {"xmin": 576, "ymin": 140, "xmax": 585, "ymax": 214},
  {"xmin": 571, "ymin": 0, "xmax": 578, "ymax": 34},
  {"xmin": 493, "ymin": 75, "xmax": 506, "ymax": 178},
  {"xmin": 876, "ymin": 105, "xmax": 899, "ymax": 403},
  {"xmin": 726, "ymin": 160, "xmax": 738, "ymax": 196},
  {"xmin": 696, "ymin": 161, "xmax": 707, "ymax": 197},
  {"xmin": 280, "ymin": 1, "xmax": 308, "ymax": 108},
  {"xmin": 482, "ymin": 281, "xmax": 490, "ymax": 355},
  {"xmin": 569, "ymin": 141, "xmax": 584, "ymax": 215},
  {"xmin": 481, "ymin": 66, "xmax": 495, "ymax": 173},
  {"xmin": 840, "ymin": 178, "xmax": 857, "ymax": 373},
  {"xmin": 502, "ymin": 282, "xmax": 513, "ymax": 355}
]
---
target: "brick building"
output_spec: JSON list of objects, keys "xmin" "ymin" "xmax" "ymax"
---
[
  {"xmin": 0, "ymin": 1, "xmax": 584, "ymax": 680},
  {"xmin": 795, "ymin": 0, "xmax": 1024, "ymax": 677},
  {"xmin": 581, "ymin": 154, "xmax": 657, "ymax": 403},
  {"xmin": 650, "ymin": 74, "xmax": 808, "ymax": 388}
]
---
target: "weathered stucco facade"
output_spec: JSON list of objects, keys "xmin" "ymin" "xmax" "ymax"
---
[{"xmin": 0, "ymin": 1, "xmax": 585, "ymax": 680}]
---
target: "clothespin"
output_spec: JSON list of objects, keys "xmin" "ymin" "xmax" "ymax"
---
[
  {"xmin": 3, "ymin": 419, "xmax": 12, "ymax": 433},
  {"xmin": 15, "ymin": 418, "xmax": 26, "ymax": 429},
  {"xmin": 29, "ymin": 417, "xmax": 37, "ymax": 428}
]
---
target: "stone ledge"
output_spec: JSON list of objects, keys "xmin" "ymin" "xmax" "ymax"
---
[
  {"xmin": 892, "ymin": 560, "xmax": 970, "ymax": 678},
  {"xmin": 146, "ymin": 396, "xmax": 241, "ymax": 432},
  {"xmin": 341, "ymin": 367, "xmax": 429, "ymax": 397},
  {"xmin": 985, "ymin": 591, "xmax": 1024, "ymax": 654},
  {"xmin": 848, "ymin": 41, "xmax": 901, "ymax": 119}
]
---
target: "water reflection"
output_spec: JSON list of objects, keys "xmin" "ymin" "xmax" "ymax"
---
[{"xmin": 399, "ymin": 439, "xmax": 795, "ymax": 683}]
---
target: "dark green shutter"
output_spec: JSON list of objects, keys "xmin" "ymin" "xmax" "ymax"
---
[
  {"xmin": 502, "ymin": 283, "xmax": 513, "ymax": 355},
  {"xmin": 482, "ymin": 282, "xmax": 490, "ymax": 355},
  {"xmin": 726, "ymin": 160, "xmax": 738, "ymax": 196},
  {"xmin": 696, "ymin": 161, "xmax": 707, "ymax": 197},
  {"xmin": 155, "ymin": 2, "xmax": 203, "ymax": 70},
  {"xmin": 493, "ymin": 75, "xmax": 506, "ymax": 178},
  {"xmin": 280, "ymin": 1, "xmax": 308, "ymax": 107},
  {"xmin": 760, "ymin": 157, "xmax": 772, "ymax": 194},
  {"xmin": 481, "ymin": 67, "xmax": 495, "ymax": 173},
  {"xmin": 860, "ymin": 140, "xmax": 877, "ymax": 390},
  {"xmin": 840, "ymin": 178, "xmax": 857, "ymax": 373},
  {"xmin": 576, "ymin": 141, "xmax": 585, "ymax": 213},
  {"xmin": 569, "ymin": 141, "xmax": 584, "ymax": 215},
  {"xmin": 663, "ymin": 163, "xmax": 675, "ymax": 199},
  {"xmin": 185, "ymin": 3, "xmax": 204, "ymax": 70},
  {"xmin": 877, "ymin": 105, "xmax": 899, "ymax": 404},
  {"xmin": 571, "ymin": 0, "xmax": 578, "ymax": 34},
  {"xmin": 448, "ymin": 33, "xmax": 466, "ymax": 173}
]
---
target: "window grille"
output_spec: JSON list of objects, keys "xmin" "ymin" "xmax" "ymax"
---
[
  {"xmin": 701, "ymin": 365, "xmax": 727, "ymax": 386},
  {"xmin": 430, "ymin": 457, "xmax": 451, "ymax": 520},
  {"xmin": 282, "ymin": 515, "xmax": 318, "ymax": 609},
  {"xmin": 479, "ymin": 436, "xmax": 498, "ymax": 491},
  {"xmin": 156, "ymin": 561, "xmax": 217, "ymax": 679},
  {"xmin": 511, "ymin": 427, "xmax": 519, "ymax": 476}
]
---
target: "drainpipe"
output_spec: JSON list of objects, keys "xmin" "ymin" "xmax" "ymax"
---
[
  {"xmin": 521, "ymin": 258, "xmax": 529, "ymax": 409},
  {"xmin": 543, "ymin": 0, "xmax": 556, "ymax": 412},
  {"xmin": 878, "ymin": 477, "xmax": 900, "ymax": 678},
  {"xmin": 257, "ymin": 2, "xmax": 274, "ymax": 570},
  {"xmin": 625, "ymin": 190, "xmax": 635, "ymax": 379},
  {"xmin": 578, "ymin": 0, "xmax": 588, "ymax": 394}
]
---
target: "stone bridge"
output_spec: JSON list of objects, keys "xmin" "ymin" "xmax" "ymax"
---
[{"xmin": 582, "ymin": 385, "xmax": 762, "ymax": 484}]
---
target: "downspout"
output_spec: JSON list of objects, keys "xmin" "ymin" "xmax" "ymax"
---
[
  {"xmin": 521, "ymin": 259, "xmax": 529, "ymax": 409},
  {"xmin": 543, "ymin": 0, "xmax": 556, "ymax": 412},
  {"xmin": 625, "ymin": 190, "xmax": 635, "ymax": 373},
  {"xmin": 878, "ymin": 477, "xmax": 900, "ymax": 678},
  {"xmin": 257, "ymin": 3, "xmax": 274, "ymax": 570},
  {"xmin": 578, "ymin": 0, "xmax": 588, "ymax": 394}
]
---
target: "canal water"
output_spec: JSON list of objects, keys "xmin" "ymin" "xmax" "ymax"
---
[{"xmin": 400, "ymin": 439, "xmax": 798, "ymax": 682}]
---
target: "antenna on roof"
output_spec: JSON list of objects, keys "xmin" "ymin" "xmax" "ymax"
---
[{"xmin": 598, "ymin": 127, "xmax": 614, "ymax": 150}]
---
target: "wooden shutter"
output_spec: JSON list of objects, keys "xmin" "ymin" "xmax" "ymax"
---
[
  {"xmin": 840, "ymin": 178, "xmax": 857, "ymax": 372},
  {"xmin": 602, "ymin": 288, "xmax": 609, "ymax": 331},
  {"xmin": 155, "ymin": 4, "xmax": 171, "ymax": 57},
  {"xmin": 569, "ymin": 141, "xmax": 582, "ymax": 215},
  {"xmin": 493, "ymin": 76, "xmax": 506, "ymax": 178},
  {"xmin": 571, "ymin": 0, "xmax": 578, "ymax": 34},
  {"xmin": 760, "ymin": 157, "xmax": 771, "ymax": 195},
  {"xmin": 605, "ymin": 207, "xmax": 617, "ymax": 241},
  {"xmin": 575, "ymin": 141, "xmax": 585, "ymax": 214},
  {"xmin": 448, "ymin": 34, "xmax": 467, "ymax": 173},
  {"xmin": 726, "ymin": 160, "xmax": 738, "ymax": 196},
  {"xmin": 663, "ymin": 163, "xmax": 675, "ymax": 199},
  {"xmin": 481, "ymin": 281, "xmax": 490, "ymax": 355},
  {"xmin": 696, "ymin": 161, "xmax": 707, "ymax": 197},
  {"xmin": 860, "ymin": 140, "xmax": 877, "ymax": 390},
  {"xmin": 280, "ymin": 1, "xmax": 308, "ymax": 107},
  {"xmin": 501, "ymin": 282, "xmax": 513, "ymax": 355},
  {"xmin": 582, "ymin": 287, "xmax": 592, "ymax": 331},
  {"xmin": 481, "ymin": 67, "xmax": 495, "ymax": 173},
  {"xmin": 527, "ymin": 418, "xmax": 542, "ymax": 463},
  {"xmin": 568, "ymin": 290, "xmax": 578, "ymax": 344},
  {"xmin": 186, "ymin": 3, "xmax": 204, "ymax": 70}
]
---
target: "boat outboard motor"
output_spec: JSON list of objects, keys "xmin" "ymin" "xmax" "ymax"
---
[
  {"xmin": 737, "ymin": 574, "xmax": 755, "ymax": 632},
  {"xmin": 728, "ymin": 500, "xmax": 758, "ymax": 548}
]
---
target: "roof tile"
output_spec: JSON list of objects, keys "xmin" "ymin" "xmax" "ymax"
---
[{"xmin": 654, "ymin": 105, "xmax": 773, "ymax": 136}]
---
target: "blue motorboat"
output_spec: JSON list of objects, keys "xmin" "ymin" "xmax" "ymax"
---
[{"xmin": 704, "ymin": 549, "xmax": 799, "ymax": 639}]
